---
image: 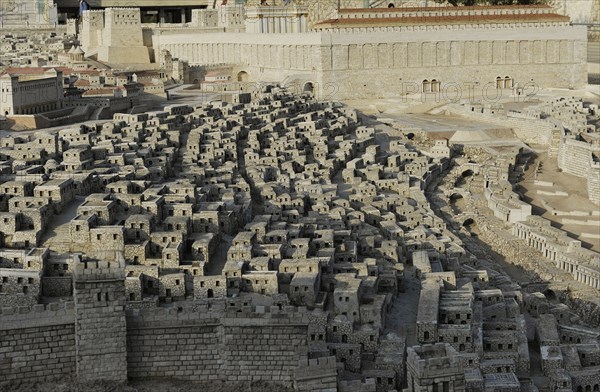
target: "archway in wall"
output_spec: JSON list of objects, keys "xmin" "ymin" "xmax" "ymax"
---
[
  {"xmin": 422, "ymin": 80, "xmax": 430, "ymax": 93},
  {"xmin": 462, "ymin": 218, "xmax": 480, "ymax": 237},
  {"xmin": 237, "ymin": 71, "xmax": 249, "ymax": 82},
  {"xmin": 303, "ymin": 82, "xmax": 314, "ymax": 95},
  {"xmin": 462, "ymin": 169, "xmax": 475, "ymax": 178},
  {"xmin": 543, "ymin": 289, "xmax": 556, "ymax": 301},
  {"xmin": 496, "ymin": 77, "xmax": 503, "ymax": 89},
  {"xmin": 455, "ymin": 169, "xmax": 475, "ymax": 187},
  {"xmin": 192, "ymin": 79, "xmax": 199, "ymax": 85},
  {"xmin": 449, "ymin": 193, "xmax": 463, "ymax": 203},
  {"xmin": 449, "ymin": 193, "xmax": 464, "ymax": 212}
]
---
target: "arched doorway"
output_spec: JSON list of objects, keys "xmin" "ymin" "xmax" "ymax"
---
[
  {"xmin": 462, "ymin": 218, "xmax": 479, "ymax": 237},
  {"xmin": 237, "ymin": 71, "xmax": 249, "ymax": 82},
  {"xmin": 543, "ymin": 289, "xmax": 556, "ymax": 300},
  {"xmin": 462, "ymin": 169, "xmax": 474, "ymax": 178},
  {"xmin": 449, "ymin": 193, "xmax": 463, "ymax": 203},
  {"xmin": 303, "ymin": 82, "xmax": 314, "ymax": 95},
  {"xmin": 449, "ymin": 193, "xmax": 464, "ymax": 211}
]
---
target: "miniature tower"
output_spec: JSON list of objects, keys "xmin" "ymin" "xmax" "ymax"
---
[
  {"xmin": 98, "ymin": 8, "xmax": 150, "ymax": 64},
  {"xmin": 80, "ymin": 10, "xmax": 105, "ymax": 54},
  {"xmin": 406, "ymin": 343, "xmax": 465, "ymax": 392},
  {"xmin": 73, "ymin": 253, "xmax": 127, "ymax": 382}
]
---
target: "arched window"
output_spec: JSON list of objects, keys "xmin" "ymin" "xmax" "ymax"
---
[
  {"xmin": 422, "ymin": 80, "xmax": 431, "ymax": 93},
  {"xmin": 237, "ymin": 71, "xmax": 249, "ymax": 82},
  {"xmin": 504, "ymin": 76, "xmax": 513, "ymax": 89},
  {"xmin": 496, "ymin": 76, "xmax": 503, "ymax": 89},
  {"xmin": 431, "ymin": 79, "xmax": 441, "ymax": 93}
]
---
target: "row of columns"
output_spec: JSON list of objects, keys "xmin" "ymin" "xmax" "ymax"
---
[
  {"xmin": 514, "ymin": 224, "xmax": 600, "ymax": 290},
  {"xmin": 575, "ymin": 271, "xmax": 600, "ymax": 289}
]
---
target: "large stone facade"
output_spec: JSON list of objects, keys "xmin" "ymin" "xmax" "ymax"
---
[
  {"xmin": 81, "ymin": 8, "xmax": 150, "ymax": 63},
  {"xmin": 79, "ymin": 4, "xmax": 588, "ymax": 100},
  {"xmin": 0, "ymin": 68, "xmax": 64, "ymax": 115}
]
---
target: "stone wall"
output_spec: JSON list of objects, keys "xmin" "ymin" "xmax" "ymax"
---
[
  {"xmin": 153, "ymin": 24, "xmax": 588, "ymax": 100},
  {"xmin": 0, "ymin": 296, "xmax": 318, "ymax": 386},
  {"xmin": 0, "ymin": 324, "xmax": 75, "ymax": 382},
  {"xmin": 587, "ymin": 162, "xmax": 600, "ymax": 205},
  {"xmin": 557, "ymin": 137, "xmax": 597, "ymax": 178},
  {"xmin": 126, "ymin": 305, "xmax": 311, "ymax": 383},
  {"xmin": 447, "ymin": 105, "xmax": 557, "ymax": 145},
  {"xmin": 127, "ymin": 321, "xmax": 222, "ymax": 380},
  {"xmin": 42, "ymin": 276, "xmax": 72, "ymax": 297},
  {"xmin": 0, "ymin": 302, "xmax": 76, "ymax": 383}
]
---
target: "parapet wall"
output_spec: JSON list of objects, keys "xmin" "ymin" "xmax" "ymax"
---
[
  {"xmin": 0, "ymin": 301, "xmax": 75, "ymax": 331},
  {"xmin": 0, "ymin": 298, "xmax": 318, "ymax": 386}
]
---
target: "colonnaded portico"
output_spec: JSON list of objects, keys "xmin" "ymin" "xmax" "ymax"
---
[{"xmin": 148, "ymin": 7, "xmax": 587, "ymax": 100}]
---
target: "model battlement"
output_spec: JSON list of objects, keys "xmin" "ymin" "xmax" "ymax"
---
[
  {"xmin": 0, "ymin": 301, "xmax": 75, "ymax": 331},
  {"xmin": 72, "ymin": 253, "xmax": 126, "ymax": 281}
]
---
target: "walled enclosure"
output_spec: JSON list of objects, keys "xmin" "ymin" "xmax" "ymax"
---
[
  {"xmin": 0, "ymin": 262, "xmax": 320, "ymax": 387},
  {"xmin": 152, "ymin": 25, "xmax": 587, "ymax": 100}
]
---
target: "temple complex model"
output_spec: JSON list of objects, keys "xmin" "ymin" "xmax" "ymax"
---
[
  {"xmin": 77, "ymin": 3, "xmax": 588, "ymax": 98},
  {"xmin": 0, "ymin": 1, "xmax": 599, "ymax": 392}
]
